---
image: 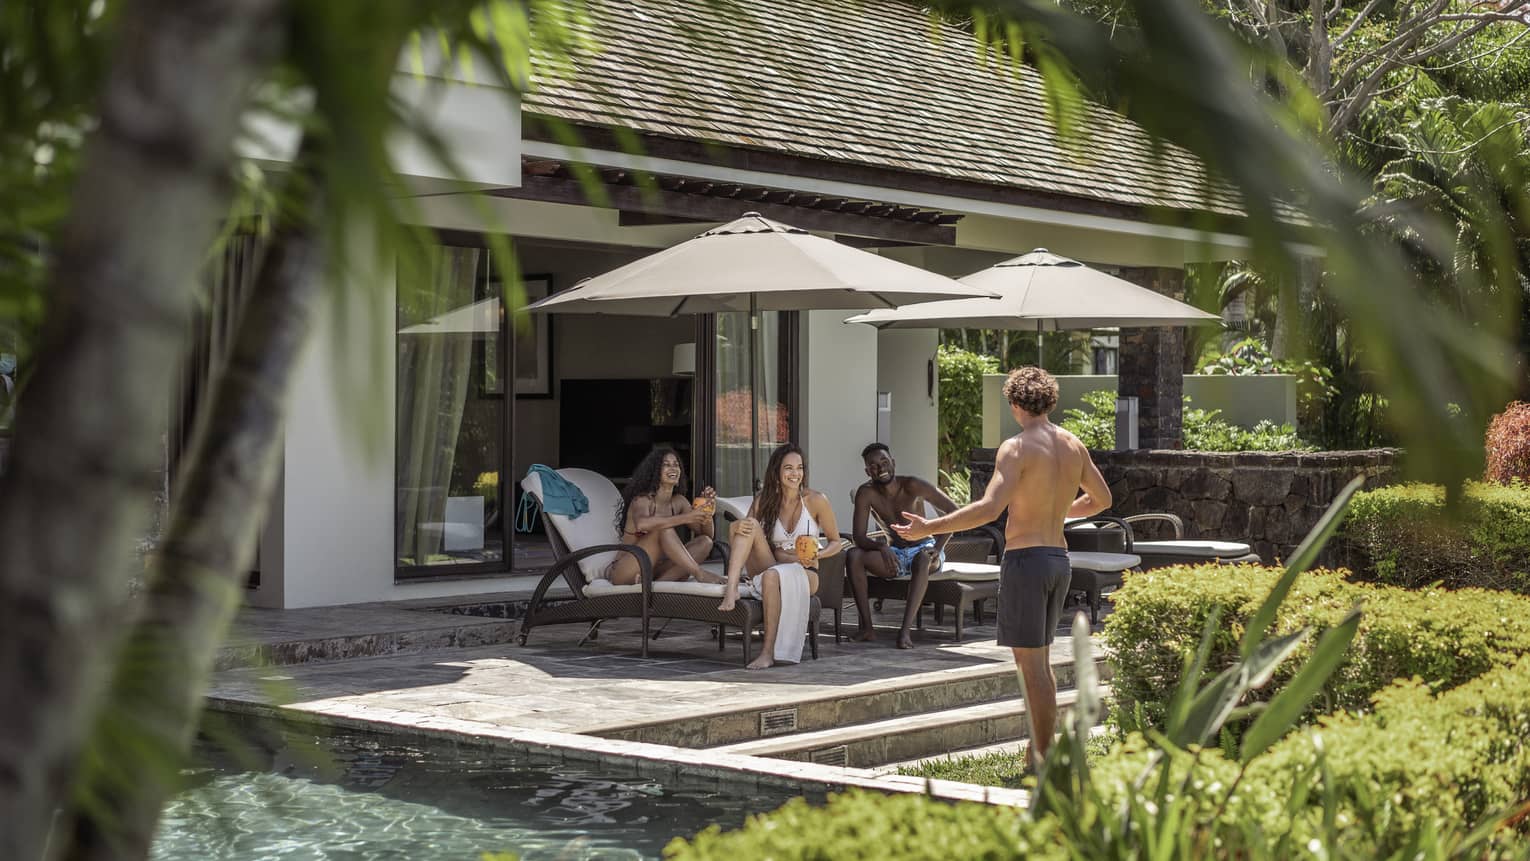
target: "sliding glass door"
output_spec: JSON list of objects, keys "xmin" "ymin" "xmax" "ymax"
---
[
  {"xmin": 395, "ymin": 244, "xmax": 509, "ymax": 575},
  {"xmin": 710, "ymin": 311, "xmax": 798, "ymax": 497}
]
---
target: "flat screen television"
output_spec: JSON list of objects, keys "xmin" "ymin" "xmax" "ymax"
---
[{"xmin": 558, "ymin": 377, "xmax": 693, "ymax": 483}]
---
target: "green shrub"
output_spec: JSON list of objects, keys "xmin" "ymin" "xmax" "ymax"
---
[
  {"xmin": 664, "ymin": 790, "xmax": 1065, "ymax": 861},
  {"xmin": 937, "ymin": 346, "xmax": 998, "ymax": 474},
  {"xmin": 1344, "ymin": 481, "xmax": 1530, "ymax": 593},
  {"xmin": 1058, "ymin": 390, "xmax": 1313, "ymax": 452},
  {"xmin": 1088, "ymin": 659, "xmax": 1530, "ymax": 857},
  {"xmin": 1104, "ymin": 564, "xmax": 1530, "ymax": 736},
  {"xmin": 1059, "ymin": 390, "xmax": 1115, "ymax": 449}
]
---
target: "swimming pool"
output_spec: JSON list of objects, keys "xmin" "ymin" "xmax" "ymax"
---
[{"xmin": 150, "ymin": 718, "xmax": 821, "ymax": 860}]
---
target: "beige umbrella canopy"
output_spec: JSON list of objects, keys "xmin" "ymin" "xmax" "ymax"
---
[
  {"xmin": 524, "ymin": 213, "xmax": 996, "ymax": 316},
  {"xmin": 844, "ymin": 249, "xmax": 1224, "ymax": 331},
  {"xmin": 526, "ymin": 213, "xmax": 994, "ymax": 487}
]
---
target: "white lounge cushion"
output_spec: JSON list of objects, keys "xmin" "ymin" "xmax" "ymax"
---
[
  {"xmin": 931, "ymin": 562, "xmax": 1001, "ymax": 582},
  {"xmin": 716, "ymin": 496, "xmax": 754, "ymax": 521},
  {"xmin": 582, "ymin": 578, "xmax": 728, "ymax": 598},
  {"xmin": 520, "ymin": 468, "xmax": 624, "ymax": 584},
  {"xmin": 1135, "ymin": 540, "xmax": 1253, "ymax": 557},
  {"xmin": 1069, "ymin": 551, "xmax": 1141, "ymax": 572}
]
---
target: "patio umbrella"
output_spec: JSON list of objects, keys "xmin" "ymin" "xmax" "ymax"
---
[
  {"xmin": 526, "ymin": 213, "xmax": 996, "ymax": 488},
  {"xmin": 844, "ymin": 248, "xmax": 1223, "ymax": 335}
]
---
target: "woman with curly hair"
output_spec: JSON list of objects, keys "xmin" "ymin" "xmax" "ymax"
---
[
  {"xmin": 608, "ymin": 448, "xmax": 717, "ymax": 586},
  {"xmin": 718, "ymin": 443, "xmax": 843, "ymax": 669}
]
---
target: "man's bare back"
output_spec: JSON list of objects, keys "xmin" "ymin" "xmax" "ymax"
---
[{"xmin": 1001, "ymin": 423, "xmax": 1100, "ymax": 551}]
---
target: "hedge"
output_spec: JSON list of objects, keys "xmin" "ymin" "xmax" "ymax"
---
[
  {"xmin": 665, "ymin": 790, "xmax": 1064, "ymax": 861},
  {"xmin": 1089, "ymin": 658, "xmax": 1530, "ymax": 856},
  {"xmin": 1343, "ymin": 481, "xmax": 1530, "ymax": 593},
  {"xmin": 665, "ymin": 659, "xmax": 1530, "ymax": 859},
  {"xmin": 1103, "ymin": 564, "xmax": 1530, "ymax": 736}
]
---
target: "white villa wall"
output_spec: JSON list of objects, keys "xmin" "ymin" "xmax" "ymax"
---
[
  {"xmin": 801, "ymin": 309, "xmax": 878, "ymax": 530},
  {"xmin": 875, "ymin": 329, "xmax": 939, "ymax": 484}
]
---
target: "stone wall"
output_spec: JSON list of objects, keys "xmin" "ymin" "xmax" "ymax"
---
[
  {"xmin": 969, "ymin": 448, "xmax": 1402, "ymax": 564},
  {"xmin": 1115, "ymin": 266, "xmax": 1186, "ymax": 449}
]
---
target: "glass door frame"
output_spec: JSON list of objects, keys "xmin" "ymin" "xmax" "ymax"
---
[
  {"xmin": 692, "ymin": 310, "xmax": 800, "ymax": 494},
  {"xmin": 394, "ymin": 228, "xmax": 516, "ymax": 581}
]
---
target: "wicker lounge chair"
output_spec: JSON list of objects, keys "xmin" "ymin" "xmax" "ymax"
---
[{"xmin": 518, "ymin": 469, "xmax": 820, "ymax": 665}]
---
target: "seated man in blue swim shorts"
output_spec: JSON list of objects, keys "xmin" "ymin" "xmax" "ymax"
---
[{"xmin": 848, "ymin": 443, "xmax": 959, "ymax": 649}]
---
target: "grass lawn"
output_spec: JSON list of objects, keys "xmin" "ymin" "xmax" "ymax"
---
[{"xmin": 897, "ymin": 730, "xmax": 1120, "ymax": 788}]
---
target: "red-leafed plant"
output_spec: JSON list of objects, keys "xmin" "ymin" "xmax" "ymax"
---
[
  {"xmin": 716, "ymin": 389, "xmax": 790, "ymax": 443},
  {"xmin": 1485, "ymin": 401, "xmax": 1530, "ymax": 484}
]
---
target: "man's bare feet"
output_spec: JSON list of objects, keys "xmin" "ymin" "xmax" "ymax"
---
[
  {"xmin": 718, "ymin": 595, "xmax": 737, "ymax": 612},
  {"xmin": 853, "ymin": 628, "xmax": 878, "ymax": 642},
  {"xmin": 896, "ymin": 631, "xmax": 915, "ymax": 650},
  {"xmin": 746, "ymin": 654, "xmax": 775, "ymax": 670},
  {"xmin": 694, "ymin": 568, "xmax": 724, "ymax": 585}
]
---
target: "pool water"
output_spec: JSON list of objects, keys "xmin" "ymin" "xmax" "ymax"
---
[{"xmin": 149, "ymin": 719, "xmax": 820, "ymax": 860}]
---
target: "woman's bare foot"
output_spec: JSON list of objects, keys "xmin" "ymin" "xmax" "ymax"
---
[
  {"xmin": 896, "ymin": 631, "xmax": 916, "ymax": 650},
  {"xmin": 718, "ymin": 594, "xmax": 737, "ymax": 612},
  {"xmin": 694, "ymin": 568, "xmax": 724, "ymax": 585},
  {"xmin": 853, "ymin": 628, "xmax": 877, "ymax": 642},
  {"xmin": 746, "ymin": 654, "xmax": 775, "ymax": 670}
]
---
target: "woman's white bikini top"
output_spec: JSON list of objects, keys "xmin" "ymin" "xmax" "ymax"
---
[{"xmin": 771, "ymin": 501, "xmax": 819, "ymax": 552}]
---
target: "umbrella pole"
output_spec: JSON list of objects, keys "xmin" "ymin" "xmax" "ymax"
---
[{"xmin": 749, "ymin": 295, "xmax": 760, "ymax": 492}]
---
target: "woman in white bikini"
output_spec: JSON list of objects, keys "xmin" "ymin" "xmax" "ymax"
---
[
  {"xmin": 718, "ymin": 443, "xmax": 843, "ymax": 669},
  {"xmin": 608, "ymin": 448, "xmax": 718, "ymax": 586}
]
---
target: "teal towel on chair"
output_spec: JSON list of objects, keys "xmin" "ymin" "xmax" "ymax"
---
[{"xmin": 528, "ymin": 464, "xmax": 589, "ymax": 518}]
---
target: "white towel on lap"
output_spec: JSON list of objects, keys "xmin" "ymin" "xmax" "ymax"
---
[{"xmin": 742, "ymin": 562, "xmax": 812, "ymax": 664}]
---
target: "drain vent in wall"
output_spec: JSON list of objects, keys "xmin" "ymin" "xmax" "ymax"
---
[
  {"xmin": 809, "ymin": 745, "xmax": 849, "ymax": 767},
  {"xmin": 759, "ymin": 708, "xmax": 798, "ymax": 736}
]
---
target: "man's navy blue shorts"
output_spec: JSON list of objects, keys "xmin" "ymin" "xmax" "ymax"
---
[{"xmin": 996, "ymin": 546, "xmax": 1071, "ymax": 648}]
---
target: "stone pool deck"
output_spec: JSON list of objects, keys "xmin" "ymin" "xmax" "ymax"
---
[{"xmin": 211, "ymin": 592, "xmax": 1112, "ymax": 807}]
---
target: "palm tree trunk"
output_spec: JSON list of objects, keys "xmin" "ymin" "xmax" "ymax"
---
[
  {"xmin": 0, "ymin": 2, "xmax": 282, "ymax": 859},
  {"xmin": 63, "ymin": 184, "xmax": 327, "ymax": 861}
]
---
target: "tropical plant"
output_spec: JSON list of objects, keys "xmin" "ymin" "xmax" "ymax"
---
[
  {"xmin": 1059, "ymin": 390, "xmax": 1117, "ymax": 449},
  {"xmin": 1060, "ymin": 389, "xmax": 1312, "ymax": 451},
  {"xmin": 938, "ymin": 467, "xmax": 973, "ymax": 506},
  {"xmin": 937, "ymin": 345, "xmax": 999, "ymax": 474}
]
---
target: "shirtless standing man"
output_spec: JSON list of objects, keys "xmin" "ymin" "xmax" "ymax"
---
[
  {"xmin": 893, "ymin": 367, "xmax": 1111, "ymax": 766},
  {"xmin": 848, "ymin": 443, "xmax": 959, "ymax": 649}
]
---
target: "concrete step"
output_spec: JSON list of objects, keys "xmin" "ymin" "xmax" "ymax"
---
[
  {"xmin": 590, "ymin": 654, "xmax": 1111, "ymax": 749},
  {"xmin": 876, "ymin": 721, "xmax": 1115, "ymax": 775},
  {"xmin": 710, "ymin": 690, "xmax": 1082, "ymax": 769}
]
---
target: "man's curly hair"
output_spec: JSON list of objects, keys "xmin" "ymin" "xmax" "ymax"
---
[{"xmin": 1003, "ymin": 366, "xmax": 1059, "ymax": 416}]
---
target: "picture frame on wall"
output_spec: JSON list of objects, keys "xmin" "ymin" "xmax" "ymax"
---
[{"xmin": 514, "ymin": 274, "xmax": 554, "ymax": 398}]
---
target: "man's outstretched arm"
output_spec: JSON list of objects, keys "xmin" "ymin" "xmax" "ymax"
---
[{"xmin": 893, "ymin": 439, "xmax": 1019, "ymax": 542}]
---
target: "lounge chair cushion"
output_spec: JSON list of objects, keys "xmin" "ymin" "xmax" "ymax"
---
[
  {"xmin": 1069, "ymin": 551, "xmax": 1141, "ymax": 572},
  {"xmin": 583, "ymin": 578, "xmax": 727, "ymax": 598},
  {"xmin": 1135, "ymin": 540, "xmax": 1253, "ymax": 557},
  {"xmin": 930, "ymin": 562, "xmax": 1000, "ymax": 582},
  {"xmin": 521, "ymin": 467, "xmax": 625, "ymax": 583}
]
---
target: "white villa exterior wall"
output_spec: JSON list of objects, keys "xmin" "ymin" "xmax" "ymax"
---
[{"xmin": 800, "ymin": 310, "xmax": 879, "ymax": 531}]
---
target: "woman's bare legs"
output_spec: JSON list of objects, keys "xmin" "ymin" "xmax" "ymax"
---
[
  {"xmin": 652, "ymin": 530, "xmax": 714, "ymax": 581},
  {"xmin": 749, "ymin": 568, "xmax": 782, "ymax": 669},
  {"xmin": 718, "ymin": 518, "xmax": 776, "ymax": 611},
  {"xmin": 606, "ymin": 532, "xmax": 663, "ymax": 586}
]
